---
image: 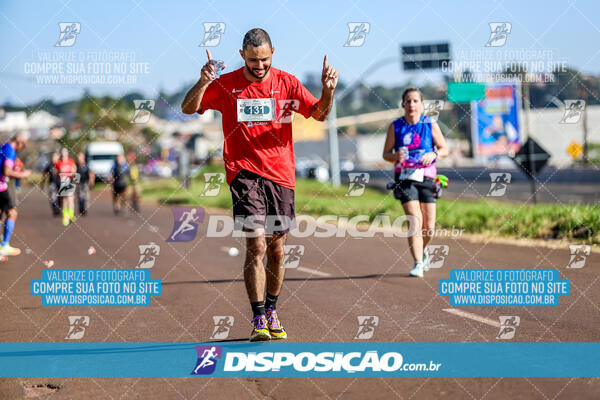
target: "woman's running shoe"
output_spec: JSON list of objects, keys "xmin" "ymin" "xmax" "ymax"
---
[
  {"xmin": 409, "ymin": 262, "xmax": 424, "ymax": 278},
  {"xmin": 423, "ymin": 248, "xmax": 430, "ymax": 271}
]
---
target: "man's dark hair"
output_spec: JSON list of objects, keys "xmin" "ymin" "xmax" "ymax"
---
[{"xmin": 242, "ymin": 28, "xmax": 272, "ymax": 50}]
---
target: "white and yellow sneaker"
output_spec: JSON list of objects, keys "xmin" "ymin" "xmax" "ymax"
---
[{"xmin": 0, "ymin": 244, "xmax": 21, "ymax": 256}]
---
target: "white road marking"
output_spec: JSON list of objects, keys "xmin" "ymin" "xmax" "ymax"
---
[
  {"xmin": 442, "ymin": 308, "xmax": 500, "ymax": 327},
  {"xmin": 296, "ymin": 267, "xmax": 331, "ymax": 277}
]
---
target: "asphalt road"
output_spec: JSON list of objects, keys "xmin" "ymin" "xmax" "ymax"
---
[{"xmin": 0, "ymin": 185, "xmax": 598, "ymax": 399}]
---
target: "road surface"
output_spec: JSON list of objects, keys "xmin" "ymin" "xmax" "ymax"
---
[{"xmin": 0, "ymin": 185, "xmax": 598, "ymax": 399}]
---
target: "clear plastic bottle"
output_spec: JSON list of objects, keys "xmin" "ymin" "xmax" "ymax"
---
[{"xmin": 209, "ymin": 60, "xmax": 225, "ymax": 78}]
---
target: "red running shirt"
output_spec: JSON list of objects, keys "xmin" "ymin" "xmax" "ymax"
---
[
  {"xmin": 199, "ymin": 67, "xmax": 319, "ymax": 189},
  {"xmin": 55, "ymin": 158, "xmax": 76, "ymax": 178}
]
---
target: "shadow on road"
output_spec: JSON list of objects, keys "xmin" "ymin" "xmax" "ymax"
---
[{"xmin": 162, "ymin": 272, "xmax": 414, "ymax": 286}]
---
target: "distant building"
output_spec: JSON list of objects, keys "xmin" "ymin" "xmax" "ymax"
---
[
  {"xmin": 0, "ymin": 111, "xmax": 28, "ymax": 132},
  {"xmin": 528, "ymin": 104, "xmax": 600, "ymax": 166},
  {"xmin": 0, "ymin": 110, "xmax": 62, "ymax": 140},
  {"xmin": 28, "ymin": 110, "xmax": 61, "ymax": 129}
]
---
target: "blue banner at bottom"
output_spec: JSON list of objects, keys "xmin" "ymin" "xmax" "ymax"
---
[{"xmin": 0, "ymin": 342, "xmax": 598, "ymax": 377}]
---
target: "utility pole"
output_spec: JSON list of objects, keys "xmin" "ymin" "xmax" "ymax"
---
[{"xmin": 581, "ymin": 76, "xmax": 589, "ymax": 166}]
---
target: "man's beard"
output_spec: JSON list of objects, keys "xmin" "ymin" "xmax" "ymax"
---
[{"xmin": 245, "ymin": 62, "xmax": 270, "ymax": 79}]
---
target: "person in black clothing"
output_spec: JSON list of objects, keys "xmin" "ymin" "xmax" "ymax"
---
[
  {"xmin": 76, "ymin": 152, "xmax": 94, "ymax": 216},
  {"xmin": 109, "ymin": 153, "xmax": 129, "ymax": 215},
  {"xmin": 43, "ymin": 152, "xmax": 60, "ymax": 216}
]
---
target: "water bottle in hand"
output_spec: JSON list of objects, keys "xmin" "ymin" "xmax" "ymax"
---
[
  {"xmin": 209, "ymin": 60, "xmax": 225, "ymax": 78},
  {"xmin": 399, "ymin": 146, "xmax": 409, "ymax": 162}
]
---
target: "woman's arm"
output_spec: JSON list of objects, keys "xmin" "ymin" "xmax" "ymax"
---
[
  {"xmin": 432, "ymin": 122, "xmax": 449, "ymax": 158},
  {"xmin": 382, "ymin": 123, "xmax": 400, "ymax": 163},
  {"xmin": 421, "ymin": 122, "xmax": 448, "ymax": 166}
]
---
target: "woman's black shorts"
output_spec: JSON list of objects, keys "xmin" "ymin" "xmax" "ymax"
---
[{"xmin": 393, "ymin": 178, "xmax": 437, "ymax": 204}]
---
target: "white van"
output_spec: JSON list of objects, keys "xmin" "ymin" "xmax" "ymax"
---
[{"xmin": 85, "ymin": 141, "xmax": 124, "ymax": 181}]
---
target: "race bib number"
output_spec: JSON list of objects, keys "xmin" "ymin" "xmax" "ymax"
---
[
  {"xmin": 399, "ymin": 168, "xmax": 424, "ymax": 182},
  {"xmin": 237, "ymin": 98, "xmax": 276, "ymax": 122}
]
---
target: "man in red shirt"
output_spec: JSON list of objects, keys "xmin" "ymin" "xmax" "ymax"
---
[{"xmin": 183, "ymin": 28, "xmax": 338, "ymax": 341}]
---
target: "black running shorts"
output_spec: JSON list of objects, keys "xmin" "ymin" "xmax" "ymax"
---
[
  {"xmin": 393, "ymin": 177, "xmax": 437, "ymax": 204},
  {"xmin": 230, "ymin": 169, "xmax": 295, "ymax": 234},
  {"xmin": 0, "ymin": 190, "xmax": 14, "ymax": 213}
]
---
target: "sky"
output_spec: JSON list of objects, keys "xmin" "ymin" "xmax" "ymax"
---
[{"xmin": 1, "ymin": 0, "xmax": 599, "ymax": 106}]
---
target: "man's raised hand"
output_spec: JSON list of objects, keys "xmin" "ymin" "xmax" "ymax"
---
[
  {"xmin": 200, "ymin": 49, "xmax": 225, "ymax": 86},
  {"xmin": 321, "ymin": 55, "xmax": 338, "ymax": 91}
]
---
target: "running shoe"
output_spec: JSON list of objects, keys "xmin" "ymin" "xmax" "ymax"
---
[
  {"xmin": 62, "ymin": 216, "xmax": 69, "ymax": 226},
  {"xmin": 249, "ymin": 315, "xmax": 271, "ymax": 342},
  {"xmin": 409, "ymin": 262, "xmax": 424, "ymax": 278},
  {"xmin": 423, "ymin": 247, "xmax": 430, "ymax": 271},
  {"xmin": 0, "ymin": 245, "xmax": 21, "ymax": 256},
  {"xmin": 266, "ymin": 307, "xmax": 287, "ymax": 340}
]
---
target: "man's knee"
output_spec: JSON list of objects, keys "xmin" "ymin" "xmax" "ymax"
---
[
  {"xmin": 246, "ymin": 237, "xmax": 267, "ymax": 260},
  {"xmin": 267, "ymin": 233, "xmax": 285, "ymax": 253},
  {"xmin": 267, "ymin": 242, "xmax": 284, "ymax": 260}
]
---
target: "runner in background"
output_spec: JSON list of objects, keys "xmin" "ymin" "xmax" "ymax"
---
[
  {"xmin": 0, "ymin": 132, "xmax": 31, "ymax": 256},
  {"xmin": 43, "ymin": 152, "xmax": 61, "ymax": 216},
  {"xmin": 55, "ymin": 148, "xmax": 77, "ymax": 226},
  {"xmin": 127, "ymin": 151, "xmax": 140, "ymax": 213},
  {"xmin": 76, "ymin": 152, "xmax": 94, "ymax": 216},
  {"xmin": 12, "ymin": 158, "xmax": 24, "ymax": 205},
  {"xmin": 110, "ymin": 153, "xmax": 129, "ymax": 215},
  {"xmin": 382, "ymin": 88, "xmax": 448, "ymax": 278}
]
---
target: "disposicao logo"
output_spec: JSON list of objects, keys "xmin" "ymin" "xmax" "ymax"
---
[{"xmin": 223, "ymin": 351, "xmax": 405, "ymax": 373}]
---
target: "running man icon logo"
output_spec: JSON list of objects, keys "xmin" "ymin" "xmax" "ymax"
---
[
  {"xmin": 426, "ymin": 245, "xmax": 449, "ymax": 269},
  {"xmin": 496, "ymin": 316, "xmax": 520, "ymax": 340},
  {"xmin": 200, "ymin": 173, "xmax": 225, "ymax": 197},
  {"xmin": 283, "ymin": 245, "xmax": 304, "ymax": 269},
  {"xmin": 191, "ymin": 345, "xmax": 222, "ymax": 375},
  {"xmin": 65, "ymin": 316, "xmax": 89, "ymax": 340},
  {"xmin": 487, "ymin": 173, "xmax": 511, "ymax": 197},
  {"xmin": 210, "ymin": 316, "xmax": 234, "ymax": 340},
  {"xmin": 276, "ymin": 100, "xmax": 300, "ymax": 123},
  {"xmin": 559, "ymin": 100, "xmax": 586, "ymax": 124},
  {"xmin": 423, "ymin": 100, "xmax": 445, "ymax": 123},
  {"xmin": 136, "ymin": 242, "xmax": 160, "ymax": 269},
  {"xmin": 130, "ymin": 100, "xmax": 155, "ymax": 124},
  {"xmin": 485, "ymin": 22, "xmax": 511, "ymax": 47},
  {"xmin": 58, "ymin": 173, "xmax": 80, "ymax": 197},
  {"xmin": 344, "ymin": 22, "xmax": 370, "ymax": 47},
  {"xmin": 566, "ymin": 245, "xmax": 590, "ymax": 269},
  {"xmin": 355, "ymin": 316, "xmax": 379, "ymax": 340},
  {"xmin": 199, "ymin": 22, "xmax": 226, "ymax": 47},
  {"xmin": 167, "ymin": 207, "xmax": 205, "ymax": 242},
  {"xmin": 55, "ymin": 22, "xmax": 81, "ymax": 47},
  {"xmin": 345, "ymin": 173, "xmax": 370, "ymax": 197}
]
